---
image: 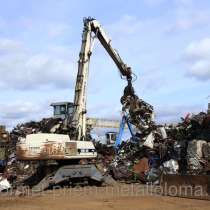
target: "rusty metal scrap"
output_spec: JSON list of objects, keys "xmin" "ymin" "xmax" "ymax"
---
[
  {"xmin": 1, "ymin": 98, "xmax": 210, "ymax": 196},
  {"xmin": 106, "ymin": 110, "xmax": 210, "ymax": 184},
  {"xmin": 121, "ymin": 82, "xmax": 154, "ymax": 132},
  {"xmin": 6, "ymin": 111, "xmax": 210, "ymax": 187}
]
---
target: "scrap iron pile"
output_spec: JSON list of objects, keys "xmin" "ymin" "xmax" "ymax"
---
[
  {"xmin": 108, "ymin": 111, "xmax": 210, "ymax": 183},
  {"xmin": 0, "ymin": 104, "xmax": 210, "ymax": 191},
  {"xmin": 10, "ymin": 118, "xmax": 65, "ymax": 143},
  {"xmin": 102, "ymin": 83, "xmax": 210, "ymax": 182}
]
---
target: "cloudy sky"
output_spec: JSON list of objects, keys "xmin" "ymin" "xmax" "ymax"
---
[{"xmin": 0, "ymin": 0, "xmax": 210, "ymax": 129}]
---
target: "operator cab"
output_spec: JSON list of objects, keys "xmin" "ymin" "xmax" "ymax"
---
[{"xmin": 51, "ymin": 102, "xmax": 74, "ymax": 119}]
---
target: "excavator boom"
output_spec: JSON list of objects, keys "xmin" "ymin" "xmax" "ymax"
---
[
  {"xmin": 71, "ymin": 17, "xmax": 133, "ymax": 141},
  {"xmin": 89, "ymin": 18, "xmax": 132, "ymax": 80}
]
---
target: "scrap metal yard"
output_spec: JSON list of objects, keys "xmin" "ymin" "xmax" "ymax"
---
[
  {"xmin": 1, "ymin": 109, "xmax": 210, "ymax": 199},
  {"xmin": 1, "ymin": 1, "xmax": 210, "ymax": 210}
]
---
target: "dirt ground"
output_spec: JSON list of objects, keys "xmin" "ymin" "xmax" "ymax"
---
[{"xmin": 0, "ymin": 184, "xmax": 209, "ymax": 210}]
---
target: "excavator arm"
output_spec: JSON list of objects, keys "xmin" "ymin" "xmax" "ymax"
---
[
  {"xmin": 71, "ymin": 18, "xmax": 153, "ymax": 140},
  {"xmin": 89, "ymin": 18, "xmax": 132, "ymax": 80},
  {"xmin": 70, "ymin": 17, "xmax": 134, "ymax": 141}
]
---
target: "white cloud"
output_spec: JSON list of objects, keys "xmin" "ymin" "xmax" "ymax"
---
[
  {"xmin": 0, "ymin": 101, "xmax": 51, "ymax": 129},
  {"xmin": 0, "ymin": 38, "xmax": 76, "ymax": 90},
  {"xmin": 0, "ymin": 102, "xmax": 40, "ymax": 120},
  {"xmin": 189, "ymin": 60, "xmax": 210, "ymax": 79},
  {"xmin": 0, "ymin": 38, "xmax": 23, "ymax": 54},
  {"xmin": 185, "ymin": 38, "xmax": 210, "ymax": 59},
  {"xmin": 184, "ymin": 38, "xmax": 210, "ymax": 81}
]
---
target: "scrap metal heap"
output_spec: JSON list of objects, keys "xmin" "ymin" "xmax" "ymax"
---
[
  {"xmin": 1, "ymin": 17, "xmax": 210, "ymax": 197},
  {"xmin": 2, "ymin": 95, "xmax": 210, "ymax": 185},
  {"xmin": 108, "ymin": 110, "xmax": 210, "ymax": 185},
  {"xmin": 95, "ymin": 84, "xmax": 210, "ymax": 185},
  {"xmin": 1, "ymin": 101, "xmax": 210, "ymax": 196},
  {"xmin": 121, "ymin": 80, "xmax": 154, "ymax": 132},
  {"xmin": 10, "ymin": 118, "xmax": 73, "ymax": 144},
  {"xmin": 166, "ymin": 112, "xmax": 210, "ymax": 174}
]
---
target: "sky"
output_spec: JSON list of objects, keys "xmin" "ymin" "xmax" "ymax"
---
[{"xmin": 0, "ymin": 0, "xmax": 210, "ymax": 130}]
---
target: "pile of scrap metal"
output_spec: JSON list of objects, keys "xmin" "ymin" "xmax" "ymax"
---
[
  {"xmin": 158, "ymin": 112, "xmax": 210, "ymax": 200},
  {"xmin": 108, "ymin": 85, "xmax": 166, "ymax": 183},
  {"xmin": 94, "ymin": 141, "xmax": 116, "ymax": 175},
  {"xmin": 10, "ymin": 118, "xmax": 65, "ymax": 141},
  {"xmin": 10, "ymin": 117, "xmax": 93, "ymax": 147},
  {"xmin": 166, "ymin": 112, "xmax": 210, "ymax": 175},
  {"xmin": 1, "ymin": 103, "xmax": 210, "ymax": 194},
  {"xmin": 120, "ymin": 80, "xmax": 154, "ymax": 132},
  {"xmin": 109, "ymin": 85, "xmax": 210, "ymax": 185},
  {"xmin": 111, "ymin": 110, "xmax": 210, "ymax": 184}
]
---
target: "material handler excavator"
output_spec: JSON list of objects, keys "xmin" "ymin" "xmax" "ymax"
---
[{"xmin": 15, "ymin": 17, "xmax": 152, "ymax": 191}]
